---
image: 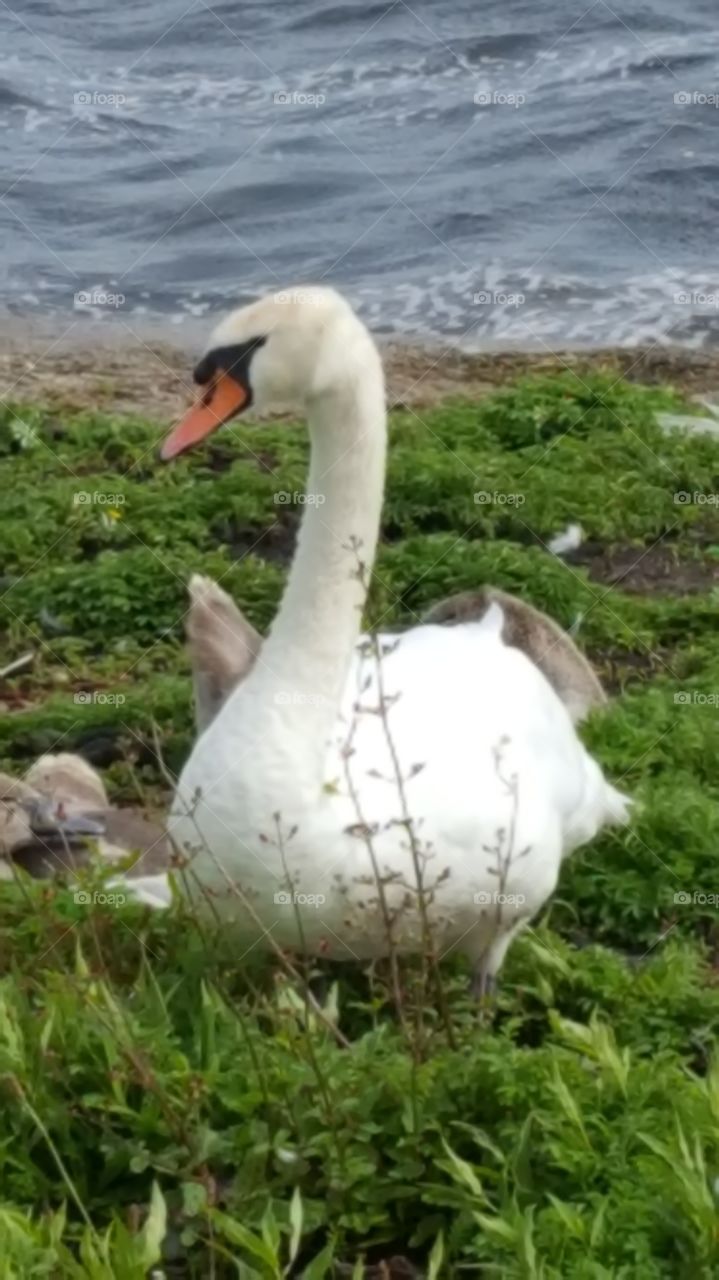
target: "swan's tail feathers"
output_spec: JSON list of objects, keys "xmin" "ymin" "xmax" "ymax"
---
[
  {"xmin": 605, "ymin": 784, "xmax": 632, "ymax": 827},
  {"xmin": 564, "ymin": 771, "xmax": 632, "ymax": 856},
  {"xmin": 112, "ymin": 873, "xmax": 173, "ymax": 910},
  {"xmin": 186, "ymin": 575, "xmax": 262, "ymax": 732}
]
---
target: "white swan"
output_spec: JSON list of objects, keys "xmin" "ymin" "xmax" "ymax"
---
[{"xmin": 139, "ymin": 285, "xmax": 628, "ymax": 992}]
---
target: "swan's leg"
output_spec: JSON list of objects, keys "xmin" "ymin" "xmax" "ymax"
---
[
  {"xmin": 470, "ymin": 961, "xmax": 498, "ymax": 1002},
  {"xmin": 469, "ymin": 918, "xmax": 527, "ymax": 1001}
]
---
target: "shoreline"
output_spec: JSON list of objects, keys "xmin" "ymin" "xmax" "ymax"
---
[{"xmin": 2, "ymin": 320, "xmax": 719, "ymax": 421}]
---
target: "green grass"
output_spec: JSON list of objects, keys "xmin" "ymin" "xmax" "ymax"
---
[{"xmin": 0, "ymin": 371, "xmax": 718, "ymax": 1277}]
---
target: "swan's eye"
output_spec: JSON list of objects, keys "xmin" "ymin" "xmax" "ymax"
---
[{"xmin": 217, "ymin": 339, "xmax": 267, "ymax": 386}]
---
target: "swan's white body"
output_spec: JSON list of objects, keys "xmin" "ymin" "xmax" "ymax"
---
[
  {"xmin": 143, "ymin": 286, "xmax": 629, "ymax": 981},
  {"xmin": 168, "ymin": 607, "xmax": 626, "ymax": 969}
]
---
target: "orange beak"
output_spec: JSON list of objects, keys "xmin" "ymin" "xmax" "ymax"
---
[{"xmin": 161, "ymin": 371, "xmax": 248, "ymax": 461}]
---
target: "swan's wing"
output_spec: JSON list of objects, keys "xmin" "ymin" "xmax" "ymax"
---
[
  {"xmin": 347, "ymin": 622, "xmax": 627, "ymax": 861},
  {"xmin": 3, "ymin": 795, "xmax": 106, "ymax": 876},
  {"xmin": 0, "ymin": 797, "xmax": 34, "ymax": 859},
  {"xmin": 24, "ymin": 753, "xmax": 109, "ymax": 810},
  {"xmin": 0, "ymin": 772, "xmax": 38, "ymax": 803},
  {"xmin": 422, "ymin": 588, "xmax": 606, "ymax": 723},
  {"xmin": 184, "ymin": 575, "xmax": 604, "ymax": 733},
  {"xmin": 187, "ymin": 574, "xmax": 262, "ymax": 733},
  {"xmin": 5, "ymin": 753, "xmax": 172, "ymax": 873},
  {"xmin": 0, "ymin": 773, "xmax": 36, "ymax": 861}
]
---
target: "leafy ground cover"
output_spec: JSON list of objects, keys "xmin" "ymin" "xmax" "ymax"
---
[{"xmin": 0, "ymin": 371, "xmax": 718, "ymax": 1277}]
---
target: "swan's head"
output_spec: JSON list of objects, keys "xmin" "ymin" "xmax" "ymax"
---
[{"xmin": 161, "ymin": 285, "xmax": 369, "ymax": 460}]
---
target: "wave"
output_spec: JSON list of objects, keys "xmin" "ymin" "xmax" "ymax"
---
[
  {"xmin": 10, "ymin": 260, "xmax": 719, "ymax": 351},
  {"xmin": 287, "ymin": 1, "xmax": 399, "ymax": 33},
  {"xmin": 0, "ymin": 83, "xmax": 46, "ymax": 110}
]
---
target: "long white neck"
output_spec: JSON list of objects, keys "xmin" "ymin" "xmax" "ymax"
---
[{"xmin": 214, "ymin": 344, "xmax": 386, "ymax": 787}]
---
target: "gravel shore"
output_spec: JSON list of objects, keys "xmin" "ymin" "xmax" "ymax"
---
[{"xmin": 2, "ymin": 321, "xmax": 719, "ymax": 421}]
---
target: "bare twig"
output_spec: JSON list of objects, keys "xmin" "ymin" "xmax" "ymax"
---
[
  {"xmin": 368, "ymin": 630, "xmax": 457, "ymax": 1050},
  {"xmin": 162, "ymin": 772, "xmax": 352, "ymax": 1052}
]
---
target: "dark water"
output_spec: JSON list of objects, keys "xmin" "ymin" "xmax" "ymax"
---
[{"xmin": 1, "ymin": 0, "xmax": 719, "ymax": 347}]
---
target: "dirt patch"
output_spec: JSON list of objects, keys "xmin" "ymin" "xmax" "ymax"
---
[
  {"xmin": 336, "ymin": 1255, "xmax": 421, "ymax": 1280},
  {"xmin": 214, "ymin": 515, "xmax": 299, "ymax": 564},
  {"xmin": 0, "ymin": 337, "xmax": 189, "ymax": 422},
  {"xmin": 4, "ymin": 320, "xmax": 719, "ymax": 420},
  {"xmin": 384, "ymin": 341, "xmax": 719, "ymax": 408},
  {"xmin": 566, "ymin": 541, "xmax": 719, "ymax": 595},
  {"xmin": 589, "ymin": 646, "xmax": 678, "ymax": 693}
]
